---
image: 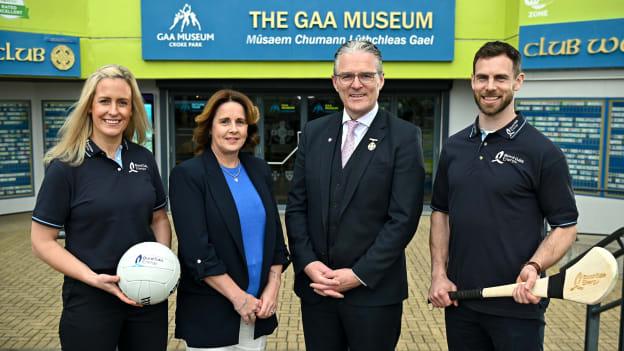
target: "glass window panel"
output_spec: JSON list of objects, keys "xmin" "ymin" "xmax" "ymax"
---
[
  {"xmin": 170, "ymin": 90, "xmax": 442, "ymax": 208},
  {"xmin": 379, "ymin": 97, "xmax": 391, "ymax": 113},
  {"xmin": 262, "ymin": 96, "xmax": 301, "ymax": 204},
  {"xmin": 308, "ymin": 96, "xmax": 342, "ymax": 121},
  {"xmin": 397, "ymin": 96, "xmax": 436, "ymax": 202},
  {"xmin": 174, "ymin": 96, "xmax": 208, "ymax": 165},
  {"xmin": 141, "ymin": 94, "xmax": 155, "ymax": 153}
]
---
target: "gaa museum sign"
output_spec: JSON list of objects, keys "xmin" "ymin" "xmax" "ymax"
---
[{"xmin": 141, "ymin": 0, "xmax": 455, "ymax": 61}]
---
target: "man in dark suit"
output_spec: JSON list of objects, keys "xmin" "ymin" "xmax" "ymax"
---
[{"xmin": 285, "ymin": 40, "xmax": 425, "ymax": 351}]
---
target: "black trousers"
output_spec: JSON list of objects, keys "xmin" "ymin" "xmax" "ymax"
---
[
  {"xmin": 445, "ymin": 304, "xmax": 545, "ymax": 351},
  {"xmin": 301, "ymin": 298, "xmax": 402, "ymax": 351},
  {"xmin": 59, "ymin": 276, "xmax": 168, "ymax": 351}
]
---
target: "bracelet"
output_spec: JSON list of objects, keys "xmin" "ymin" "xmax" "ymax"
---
[{"xmin": 522, "ymin": 261, "xmax": 542, "ymax": 275}]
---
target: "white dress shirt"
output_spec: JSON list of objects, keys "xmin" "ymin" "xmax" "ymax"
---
[
  {"xmin": 339, "ymin": 103, "xmax": 379, "ymax": 287},
  {"xmin": 341, "ymin": 103, "xmax": 379, "ymax": 150}
]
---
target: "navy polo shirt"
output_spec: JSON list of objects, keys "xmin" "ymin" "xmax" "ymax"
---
[
  {"xmin": 32, "ymin": 139, "xmax": 167, "ymax": 272},
  {"xmin": 431, "ymin": 113, "xmax": 578, "ymax": 319}
]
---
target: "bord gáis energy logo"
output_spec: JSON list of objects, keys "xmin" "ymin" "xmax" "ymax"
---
[
  {"xmin": 156, "ymin": 3, "xmax": 215, "ymax": 48},
  {"xmin": 491, "ymin": 151, "xmax": 525, "ymax": 165},
  {"xmin": 134, "ymin": 254, "xmax": 164, "ymax": 267}
]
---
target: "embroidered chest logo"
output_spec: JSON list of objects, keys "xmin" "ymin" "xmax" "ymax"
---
[
  {"xmin": 128, "ymin": 162, "xmax": 149, "ymax": 173},
  {"xmin": 491, "ymin": 151, "xmax": 525, "ymax": 165}
]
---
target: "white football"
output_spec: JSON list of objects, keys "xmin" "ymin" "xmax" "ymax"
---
[{"xmin": 116, "ymin": 242, "xmax": 180, "ymax": 305}]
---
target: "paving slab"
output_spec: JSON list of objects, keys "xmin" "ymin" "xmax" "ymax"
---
[{"xmin": 0, "ymin": 212, "xmax": 620, "ymax": 350}]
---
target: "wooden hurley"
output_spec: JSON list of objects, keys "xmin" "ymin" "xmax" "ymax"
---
[{"xmin": 449, "ymin": 247, "xmax": 619, "ymax": 305}]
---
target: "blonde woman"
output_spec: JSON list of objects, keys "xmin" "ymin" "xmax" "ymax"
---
[{"xmin": 31, "ymin": 64, "xmax": 171, "ymax": 351}]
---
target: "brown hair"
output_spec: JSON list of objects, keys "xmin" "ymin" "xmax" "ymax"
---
[
  {"xmin": 44, "ymin": 64, "xmax": 148, "ymax": 166},
  {"xmin": 192, "ymin": 89, "xmax": 259, "ymax": 155},
  {"xmin": 473, "ymin": 41, "xmax": 522, "ymax": 77}
]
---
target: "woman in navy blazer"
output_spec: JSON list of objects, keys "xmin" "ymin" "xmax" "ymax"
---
[{"xmin": 169, "ymin": 89, "xmax": 289, "ymax": 350}]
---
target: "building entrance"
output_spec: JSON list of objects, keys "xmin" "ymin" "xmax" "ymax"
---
[{"xmin": 163, "ymin": 79, "xmax": 449, "ymax": 205}]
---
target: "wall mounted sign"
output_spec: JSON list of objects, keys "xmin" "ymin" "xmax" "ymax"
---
[
  {"xmin": 0, "ymin": 100, "xmax": 33, "ymax": 199},
  {"xmin": 0, "ymin": 30, "xmax": 80, "ymax": 77},
  {"xmin": 519, "ymin": 18, "xmax": 624, "ymax": 70},
  {"xmin": 141, "ymin": 0, "xmax": 455, "ymax": 61},
  {"xmin": 0, "ymin": 0, "xmax": 29, "ymax": 19},
  {"xmin": 516, "ymin": 98, "xmax": 624, "ymax": 198},
  {"xmin": 42, "ymin": 100, "xmax": 74, "ymax": 152}
]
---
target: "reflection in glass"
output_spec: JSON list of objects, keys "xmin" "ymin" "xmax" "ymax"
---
[
  {"xmin": 379, "ymin": 97, "xmax": 391, "ymax": 113},
  {"xmin": 174, "ymin": 96, "xmax": 207, "ymax": 165},
  {"xmin": 141, "ymin": 94, "xmax": 154, "ymax": 153},
  {"xmin": 397, "ymin": 96, "xmax": 436, "ymax": 202},
  {"xmin": 170, "ymin": 92, "xmax": 439, "ymax": 206},
  {"xmin": 263, "ymin": 97, "xmax": 300, "ymax": 204},
  {"xmin": 308, "ymin": 96, "xmax": 341, "ymax": 121}
]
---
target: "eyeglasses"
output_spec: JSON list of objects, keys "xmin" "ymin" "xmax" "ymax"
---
[{"xmin": 334, "ymin": 72, "xmax": 379, "ymax": 85}]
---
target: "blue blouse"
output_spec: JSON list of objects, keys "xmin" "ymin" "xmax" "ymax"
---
[{"xmin": 221, "ymin": 163, "xmax": 266, "ymax": 297}]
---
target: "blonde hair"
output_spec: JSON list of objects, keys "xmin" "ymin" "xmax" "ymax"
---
[
  {"xmin": 193, "ymin": 89, "xmax": 259, "ymax": 155},
  {"xmin": 44, "ymin": 64, "xmax": 149, "ymax": 166}
]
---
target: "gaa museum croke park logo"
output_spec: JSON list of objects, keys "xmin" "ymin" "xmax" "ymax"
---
[{"xmin": 156, "ymin": 3, "xmax": 215, "ymax": 48}]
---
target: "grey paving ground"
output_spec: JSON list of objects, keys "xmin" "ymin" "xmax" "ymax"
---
[{"xmin": 0, "ymin": 212, "xmax": 621, "ymax": 350}]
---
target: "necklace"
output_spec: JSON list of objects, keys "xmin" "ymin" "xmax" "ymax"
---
[{"xmin": 221, "ymin": 163, "xmax": 242, "ymax": 182}]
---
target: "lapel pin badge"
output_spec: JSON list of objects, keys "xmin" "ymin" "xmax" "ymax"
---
[{"xmin": 368, "ymin": 138, "xmax": 378, "ymax": 151}]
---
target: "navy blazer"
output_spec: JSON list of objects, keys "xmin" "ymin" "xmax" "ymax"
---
[
  {"xmin": 169, "ymin": 149, "xmax": 289, "ymax": 348},
  {"xmin": 286, "ymin": 109, "xmax": 425, "ymax": 306}
]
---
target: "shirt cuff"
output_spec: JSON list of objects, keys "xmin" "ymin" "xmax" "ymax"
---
[
  {"xmin": 549, "ymin": 220, "xmax": 577, "ymax": 228},
  {"xmin": 352, "ymin": 270, "xmax": 367, "ymax": 287},
  {"xmin": 32, "ymin": 215, "xmax": 64, "ymax": 229}
]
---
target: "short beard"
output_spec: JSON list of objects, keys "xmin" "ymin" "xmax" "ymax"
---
[{"xmin": 473, "ymin": 92, "xmax": 513, "ymax": 117}]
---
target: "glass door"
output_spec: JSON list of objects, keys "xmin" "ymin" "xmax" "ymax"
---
[
  {"xmin": 262, "ymin": 96, "xmax": 301, "ymax": 204},
  {"xmin": 166, "ymin": 84, "xmax": 443, "ymax": 206}
]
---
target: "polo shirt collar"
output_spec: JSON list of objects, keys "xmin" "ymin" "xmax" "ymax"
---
[
  {"xmin": 469, "ymin": 112, "xmax": 527, "ymax": 140},
  {"xmin": 85, "ymin": 138, "xmax": 129, "ymax": 158}
]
